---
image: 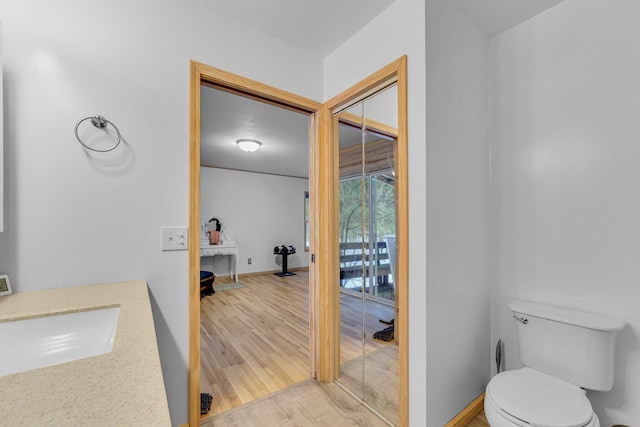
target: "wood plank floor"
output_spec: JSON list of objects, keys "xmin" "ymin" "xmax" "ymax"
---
[
  {"xmin": 339, "ymin": 292, "xmax": 395, "ymax": 363},
  {"xmin": 339, "ymin": 344, "xmax": 399, "ymax": 425},
  {"xmin": 200, "ymin": 272, "xmax": 311, "ymax": 418},
  {"xmin": 200, "ymin": 271, "xmax": 396, "ymax": 421},
  {"xmin": 202, "ymin": 377, "xmax": 489, "ymax": 427},
  {"xmin": 200, "ymin": 271, "xmax": 486, "ymax": 426},
  {"xmin": 468, "ymin": 411, "xmax": 489, "ymax": 427},
  {"xmin": 339, "ymin": 291, "xmax": 397, "ymax": 424},
  {"xmin": 201, "ymin": 379, "xmax": 389, "ymax": 427}
]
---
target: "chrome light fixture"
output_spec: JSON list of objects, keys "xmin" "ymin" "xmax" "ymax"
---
[{"xmin": 236, "ymin": 138, "xmax": 262, "ymax": 153}]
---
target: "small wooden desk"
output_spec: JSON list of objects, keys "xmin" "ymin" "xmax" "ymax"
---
[{"xmin": 200, "ymin": 243, "xmax": 238, "ymax": 282}]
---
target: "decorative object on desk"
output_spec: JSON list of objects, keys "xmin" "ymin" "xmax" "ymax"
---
[
  {"xmin": 0, "ymin": 274, "xmax": 12, "ymax": 297},
  {"xmin": 273, "ymin": 245, "xmax": 296, "ymax": 277},
  {"xmin": 208, "ymin": 231, "xmax": 220, "ymax": 245},
  {"xmin": 214, "ymin": 282, "xmax": 246, "ymax": 292},
  {"xmin": 205, "ymin": 217, "xmax": 221, "ymax": 245}
]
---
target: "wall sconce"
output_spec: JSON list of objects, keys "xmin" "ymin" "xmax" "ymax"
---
[{"xmin": 236, "ymin": 138, "xmax": 262, "ymax": 152}]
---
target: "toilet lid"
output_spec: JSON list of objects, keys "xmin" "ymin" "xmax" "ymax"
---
[{"xmin": 488, "ymin": 368, "xmax": 593, "ymax": 427}]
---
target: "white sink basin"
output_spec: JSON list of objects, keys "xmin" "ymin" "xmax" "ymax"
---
[{"xmin": 0, "ymin": 306, "xmax": 120, "ymax": 377}]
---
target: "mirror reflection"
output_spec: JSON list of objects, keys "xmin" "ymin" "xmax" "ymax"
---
[{"xmin": 337, "ymin": 85, "xmax": 399, "ymax": 425}]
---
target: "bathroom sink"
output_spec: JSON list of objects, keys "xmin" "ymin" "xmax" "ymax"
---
[{"xmin": 0, "ymin": 306, "xmax": 120, "ymax": 377}]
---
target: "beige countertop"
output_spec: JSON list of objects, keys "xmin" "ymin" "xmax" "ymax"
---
[{"xmin": 0, "ymin": 280, "xmax": 171, "ymax": 426}]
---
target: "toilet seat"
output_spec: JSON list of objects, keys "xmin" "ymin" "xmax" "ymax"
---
[{"xmin": 486, "ymin": 368, "xmax": 594, "ymax": 427}]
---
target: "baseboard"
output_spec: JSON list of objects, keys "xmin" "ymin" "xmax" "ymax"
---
[
  {"xmin": 232, "ymin": 266, "xmax": 309, "ymax": 278},
  {"xmin": 444, "ymin": 392, "xmax": 485, "ymax": 427}
]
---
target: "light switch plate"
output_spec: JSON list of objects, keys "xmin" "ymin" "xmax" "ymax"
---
[{"xmin": 161, "ymin": 226, "xmax": 188, "ymax": 251}]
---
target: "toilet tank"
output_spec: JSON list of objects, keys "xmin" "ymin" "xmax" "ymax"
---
[{"xmin": 509, "ymin": 300, "xmax": 625, "ymax": 391}]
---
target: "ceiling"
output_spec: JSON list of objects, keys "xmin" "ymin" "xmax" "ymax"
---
[
  {"xmin": 454, "ymin": 0, "xmax": 567, "ymax": 37},
  {"xmin": 200, "ymin": 0, "xmax": 569, "ymax": 179},
  {"xmin": 203, "ymin": 0, "xmax": 568, "ymax": 56},
  {"xmin": 203, "ymin": 0, "xmax": 398, "ymax": 56},
  {"xmin": 200, "ymin": 85, "xmax": 310, "ymax": 179},
  {"xmin": 200, "ymin": 86, "xmax": 379, "ymax": 179}
]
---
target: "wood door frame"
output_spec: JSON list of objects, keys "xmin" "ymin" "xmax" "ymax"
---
[
  {"xmin": 318, "ymin": 55, "xmax": 409, "ymax": 426},
  {"xmin": 188, "ymin": 61, "xmax": 322, "ymax": 426}
]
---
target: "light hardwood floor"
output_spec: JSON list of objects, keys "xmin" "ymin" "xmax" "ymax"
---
[
  {"xmin": 201, "ymin": 380, "xmax": 489, "ymax": 427},
  {"xmin": 200, "ymin": 271, "xmax": 395, "ymax": 422},
  {"xmin": 200, "ymin": 272, "xmax": 310, "ymax": 419},
  {"xmin": 468, "ymin": 411, "xmax": 489, "ymax": 427},
  {"xmin": 339, "ymin": 345, "xmax": 399, "ymax": 425},
  {"xmin": 202, "ymin": 377, "xmax": 489, "ymax": 427},
  {"xmin": 201, "ymin": 379, "xmax": 389, "ymax": 427},
  {"xmin": 201, "ymin": 271, "xmax": 488, "ymax": 426},
  {"xmin": 338, "ymin": 292, "xmax": 397, "ymax": 424},
  {"xmin": 339, "ymin": 292, "xmax": 395, "ymax": 363}
]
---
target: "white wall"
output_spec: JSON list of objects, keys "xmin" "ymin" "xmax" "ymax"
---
[
  {"xmin": 0, "ymin": 1, "xmax": 322, "ymax": 424},
  {"xmin": 425, "ymin": 0, "xmax": 491, "ymax": 425},
  {"xmin": 490, "ymin": 0, "xmax": 640, "ymax": 425},
  {"xmin": 200, "ymin": 167, "xmax": 309, "ymax": 275},
  {"xmin": 0, "ymin": 23, "xmax": 3, "ymax": 232}
]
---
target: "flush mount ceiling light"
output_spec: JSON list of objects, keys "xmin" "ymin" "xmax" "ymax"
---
[{"xmin": 236, "ymin": 138, "xmax": 262, "ymax": 153}]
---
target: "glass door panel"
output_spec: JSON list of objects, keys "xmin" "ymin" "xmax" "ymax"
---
[
  {"xmin": 337, "ymin": 102, "xmax": 366, "ymax": 400},
  {"xmin": 362, "ymin": 85, "xmax": 399, "ymax": 425},
  {"xmin": 336, "ymin": 84, "xmax": 399, "ymax": 425}
]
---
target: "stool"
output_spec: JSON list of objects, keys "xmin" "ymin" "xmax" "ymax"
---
[{"xmin": 200, "ymin": 271, "xmax": 215, "ymax": 299}]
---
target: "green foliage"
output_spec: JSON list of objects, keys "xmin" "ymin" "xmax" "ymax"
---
[{"xmin": 339, "ymin": 175, "xmax": 395, "ymax": 243}]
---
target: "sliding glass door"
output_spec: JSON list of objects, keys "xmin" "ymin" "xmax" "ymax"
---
[{"xmin": 339, "ymin": 174, "xmax": 395, "ymax": 302}]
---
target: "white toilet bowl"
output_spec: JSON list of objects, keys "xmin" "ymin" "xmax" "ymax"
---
[
  {"xmin": 484, "ymin": 368, "xmax": 600, "ymax": 427},
  {"xmin": 486, "ymin": 300, "xmax": 624, "ymax": 427}
]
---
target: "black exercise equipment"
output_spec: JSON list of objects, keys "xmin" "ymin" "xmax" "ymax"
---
[{"xmin": 273, "ymin": 245, "xmax": 296, "ymax": 277}]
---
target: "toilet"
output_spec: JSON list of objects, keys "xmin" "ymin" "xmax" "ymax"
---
[{"xmin": 485, "ymin": 300, "xmax": 625, "ymax": 427}]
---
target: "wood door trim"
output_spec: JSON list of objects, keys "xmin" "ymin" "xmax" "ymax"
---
[
  {"xmin": 338, "ymin": 111, "xmax": 398, "ymax": 139},
  {"xmin": 188, "ymin": 61, "xmax": 201, "ymax": 427},
  {"xmin": 444, "ymin": 392, "xmax": 486, "ymax": 427},
  {"xmin": 318, "ymin": 55, "xmax": 409, "ymax": 427},
  {"xmin": 188, "ymin": 61, "xmax": 321, "ymax": 426},
  {"xmin": 195, "ymin": 62, "xmax": 322, "ymax": 113},
  {"xmin": 397, "ymin": 55, "xmax": 409, "ymax": 427}
]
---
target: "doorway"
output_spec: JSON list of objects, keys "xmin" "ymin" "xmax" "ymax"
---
[
  {"xmin": 189, "ymin": 57, "xmax": 408, "ymax": 427},
  {"xmin": 318, "ymin": 56, "xmax": 408, "ymax": 427},
  {"xmin": 199, "ymin": 83, "xmax": 313, "ymax": 419},
  {"xmin": 188, "ymin": 61, "xmax": 322, "ymax": 426}
]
